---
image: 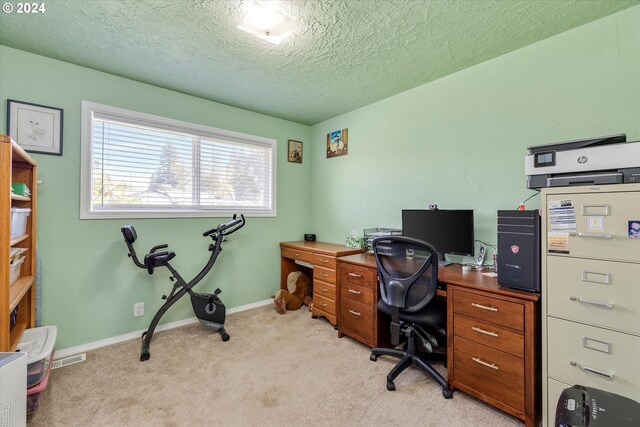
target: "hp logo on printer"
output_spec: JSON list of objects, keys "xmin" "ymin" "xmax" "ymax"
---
[{"xmin": 577, "ymin": 156, "xmax": 588, "ymax": 164}]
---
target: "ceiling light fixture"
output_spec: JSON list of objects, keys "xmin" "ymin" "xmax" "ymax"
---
[{"xmin": 237, "ymin": 1, "xmax": 296, "ymax": 44}]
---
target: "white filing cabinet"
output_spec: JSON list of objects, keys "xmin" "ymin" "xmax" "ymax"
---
[{"xmin": 541, "ymin": 183, "xmax": 640, "ymax": 426}]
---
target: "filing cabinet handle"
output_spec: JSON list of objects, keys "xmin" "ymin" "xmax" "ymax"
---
[
  {"xmin": 348, "ymin": 309, "xmax": 361, "ymax": 316},
  {"xmin": 472, "ymin": 357, "xmax": 499, "ymax": 370},
  {"xmin": 581, "ymin": 270, "xmax": 611, "ymax": 285},
  {"xmin": 570, "ymin": 232, "xmax": 613, "ymax": 239},
  {"xmin": 348, "ymin": 273, "xmax": 362, "ymax": 278},
  {"xmin": 319, "ymin": 287, "xmax": 329, "ymax": 292},
  {"xmin": 580, "ymin": 204, "xmax": 610, "ymax": 216},
  {"xmin": 570, "ymin": 360, "xmax": 614, "ymax": 379},
  {"xmin": 472, "ymin": 326, "xmax": 498, "ymax": 337},
  {"xmin": 471, "ymin": 303, "xmax": 498, "ymax": 312},
  {"xmin": 348, "ymin": 288, "xmax": 362, "ymax": 295},
  {"xmin": 569, "ymin": 296, "xmax": 614, "ymax": 309},
  {"xmin": 319, "ymin": 272, "xmax": 329, "ymax": 277}
]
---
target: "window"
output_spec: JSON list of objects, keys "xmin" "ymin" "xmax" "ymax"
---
[{"xmin": 81, "ymin": 101, "xmax": 276, "ymax": 218}]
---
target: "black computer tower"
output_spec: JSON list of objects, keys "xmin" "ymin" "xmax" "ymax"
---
[{"xmin": 497, "ymin": 210, "xmax": 540, "ymax": 293}]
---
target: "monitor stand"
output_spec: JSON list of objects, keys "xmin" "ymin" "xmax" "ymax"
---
[{"xmin": 438, "ymin": 252, "xmax": 451, "ymax": 267}]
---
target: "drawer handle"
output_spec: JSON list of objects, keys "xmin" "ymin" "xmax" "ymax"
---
[
  {"xmin": 319, "ymin": 259, "xmax": 329, "ymax": 263},
  {"xmin": 348, "ymin": 289, "xmax": 362, "ymax": 295},
  {"xmin": 569, "ymin": 232, "xmax": 613, "ymax": 239},
  {"xmin": 570, "ymin": 360, "xmax": 614, "ymax": 379},
  {"xmin": 319, "ymin": 287, "xmax": 329, "ymax": 292},
  {"xmin": 319, "ymin": 272, "xmax": 329, "ymax": 277},
  {"xmin": 348, "ymin": 309, "xmax": 361, "ymax": 316},
  {"xmin": 580, "ymin": 204, "xmax": 610, "ymax": 216},
  {"xmin": 472, "ymin": 357, "xmax": 499, "ymax": 370},
  {"xmin": 348, "ymin": 273, "xmax": 362, "ymax": 278},
  {"xmin": 581, "ymin": 270, "xmax": 611, "ymax": 285},
  {"xmin": 472, "ymin": 326, "xmax": 498, "ymax": 337},
  {"xmin": 320, "ymin": 303, "xmax": 328, "ymax": 307},
  {"xmin": 293, "ymin": 252, "xmax": 300, "ymax": 256},
  {"xmin": 569, "ymin": 296, "xmax": 614, "ymax": 309},
  {"xmin": 471, "ymin": 303, "xmax": 498, "ymax": 312}
]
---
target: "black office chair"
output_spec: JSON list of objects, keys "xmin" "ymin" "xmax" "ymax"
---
[{"xmin": 369, "ymin": 236, "xmax": 453, "ymax": 398}]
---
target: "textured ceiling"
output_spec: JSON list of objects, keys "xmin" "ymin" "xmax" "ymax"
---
[{"xmin": 0, "ymin": 0, "xmax": 635, "ymax": 125}]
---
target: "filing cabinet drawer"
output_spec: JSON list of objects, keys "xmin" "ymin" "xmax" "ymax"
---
[
  {"xmin": 547, "ymin": 378, "xmax": 572, "ymax": 427},
  {"xmin": 454, "ymin": 336, "xmax": 524, "ymax": 411},
  {"xmin": 281, "ymin": 247, "xmax": 314, "ymax": 264},
  {"xmin": 340, "ymin": 282, "xmax": 374, "ymax": 307},
  {"xmin": 340, "ymin": 298, "xmax": 373, "ymax": 343},
  {"xmin": 547, "ymin": 316, "xmax": 640, "ymax": 400},
  {"xmin": 547, "ymin": 256, "xmax": 640, "ymax": 334},
  {"xmin": 453, "ymin": 289, "xmax": 524, "ymax": 332},
  {"xmin": 340, "ymin": 264, "xmax": 375, "ymax": 288},
  {"xmin": 313, "ymin": 280, "xmax": 336, "ymax": 301},
  {"xmin": 454, "ymin": 313, "xmax": 524, "ymax": 358},
  {"xmin": 546, "ymin": 191, "xmax": 640, "ymax": 262},
  {"xmin": 313, "ymin": 294, "xmax": 336, "ymax": 316},
  {"xmin": 313, "ymin": 266, "xmax": 336, "ymax": 284},
  {"xmin": 313, "ymin": 253, "xmax": 336, "ymax": 269}
]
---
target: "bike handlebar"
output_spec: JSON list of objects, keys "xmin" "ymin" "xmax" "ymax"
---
[{"xmin": 203, "ymin": 214, "xmax": 246, "ymax": 238}]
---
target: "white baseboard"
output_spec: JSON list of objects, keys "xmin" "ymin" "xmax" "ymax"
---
[{"xmin": 54, "ymin": 298, "xmax": 273, "ymax": 360}]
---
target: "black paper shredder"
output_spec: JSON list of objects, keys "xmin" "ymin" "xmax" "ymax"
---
[{"xmin": 556, "ymin": 385, "xmax": 640, "ymax": 426}]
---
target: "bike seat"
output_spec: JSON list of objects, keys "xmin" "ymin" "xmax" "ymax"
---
[{"xmin": 144, "ymin": 251, "xmax": 176, "ymax": 274}]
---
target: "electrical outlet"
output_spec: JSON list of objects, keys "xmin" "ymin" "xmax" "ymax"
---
[{"xmin": 133, "ymin": 302, "xmax": 144, "ymax": 317}]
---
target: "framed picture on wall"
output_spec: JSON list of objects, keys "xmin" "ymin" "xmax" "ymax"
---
[
  {"xmin": 327, "ymin": 128, "xmax": 348, "ymax": 158},
  {"xmin": 7, "ymin": 99, "xmax": 64, "ymax": 155},
  {"xmin": 288, "ymin": 139, "xmax": 303, "ymax": 163}
]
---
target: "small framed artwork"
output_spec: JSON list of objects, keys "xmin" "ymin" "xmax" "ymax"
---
[
  {"xmin": 288, "ymin": 139, "xmax": 303, "ymax": 163},
  {"xmin": 327, "ymin": 128, "xmax": 348, "ymax": 158},
  {"xmin": 7, "ymin": 99, "xmax": 64, "ymax": 156}
]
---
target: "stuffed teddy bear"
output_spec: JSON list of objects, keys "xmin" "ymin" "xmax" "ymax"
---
[{"xmin": 274, "ymin": 271, "xmax": 312, "ymax": 314}]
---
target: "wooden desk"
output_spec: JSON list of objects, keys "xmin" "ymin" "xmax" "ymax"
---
[
  {"xmin": 280, "ymin": 241, "xmax": 363, "ymax": 325},
  {"xmin": 336, "ymin": 253, "xmax": 541, "ymax": 427}
]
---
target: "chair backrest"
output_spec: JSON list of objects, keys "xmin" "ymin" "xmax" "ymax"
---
[{"xmin": 372, "ymin": 236, "xmax": 439, "ymax": 313}]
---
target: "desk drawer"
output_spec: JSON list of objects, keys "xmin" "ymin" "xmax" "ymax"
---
[
  {"xmin": 314, "ymin": 266, "xmax": 336, "ymax": 284},
  {"xmin": 547, "ymin": 316, "xmax": 640, "ymax": 400},
  {"xmin": 314, "ymin": 280, "xmax": 336, "ymax": 301},
  {"xmin": 340, "ymin": 298, "xmax": 373, "ymax": 343},
  {"xmin": 341, "ymin": 282, "xmax": 374, "ymax": 307},
  {"xmin": 454, "ymin": 336, "xmax": 524, "ymax": 411},
  {"xmin": 313, "ymin": 294, "xmax": 336, "ymax": 316},
  {"xmin": 313, "ymin": 253, "xmax": 336, "ymax": 269},
  {"xmin": 453, "ymin": 289, "xmax": 524, "ymax": 332},
  {"xmin": 547, "ymin": 256, "xmax": 640, "ymax": 335},
  {"xmin": 281, "ymin": 247, "xmax": 314, "ymax": 264},
  {"xmin": 454, "ymin": 314, "xmax": 524, "ymax": 358},
  {"xmin": 340, "ymin": 264, "xmax": 375, "ymax": 288}
]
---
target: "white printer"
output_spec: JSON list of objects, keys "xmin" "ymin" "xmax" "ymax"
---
[{"xmin": 525, "ymin": 134, "xmax": 640, "ymax": 189}]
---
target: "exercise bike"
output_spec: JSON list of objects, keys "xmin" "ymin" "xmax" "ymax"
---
[{"xmin": 121, "ymin": 214, "xmax": 245, "ymax": 361}]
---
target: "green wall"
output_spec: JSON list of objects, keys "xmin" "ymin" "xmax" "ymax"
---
[
  {"xmin": 309, "ymin": 6, "xmax": 640, "ymax": 263},
  {"xmin": 0, "ymin": 46, "xmax": 311, "ymax": 349}
]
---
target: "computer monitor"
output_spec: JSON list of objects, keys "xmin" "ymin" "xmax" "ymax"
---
[{"xmin": 402, "ymin": 209, "xmax": 474, "ymax": 265}]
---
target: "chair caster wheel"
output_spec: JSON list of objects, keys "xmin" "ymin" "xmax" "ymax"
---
[
  {"xmin": 221, "ymin": 332, "xmax": 230, "ymax": 341},
  {"xmin": 370, "ymin": 354, "xmax": 378, "ymax": 362},
  {"xmin": 311, "ymin": 315, "xmax": 318, "ymax": 319},
  {"xmin": 386, "ymin": 380, "xmax": 396, "ymax": 391},
  {"xmin": 442, "ymin": 388, "xmax": 453, "ymax": 399}
]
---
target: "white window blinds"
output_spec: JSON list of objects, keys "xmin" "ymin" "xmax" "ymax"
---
[{"xmin": 81, "ymin": 102, "xmax": 276, "ymax": 218}]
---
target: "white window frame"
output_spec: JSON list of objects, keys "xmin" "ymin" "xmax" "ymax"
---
[{"xmin": 80, "ymin": 101, "xmax": 277, "ymax": 219}]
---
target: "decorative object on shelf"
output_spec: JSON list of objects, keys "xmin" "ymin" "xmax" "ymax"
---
[
  {"xmin": 7, "ymin": 99, "xmax": 63, "ymax": 156},
  {"xmin": 287, "ymin": 139, "xmax": 303, "ymax": 163},
  {"xmin": 326, "ymin": 128, "xmax": 348, "ymax": 158}
]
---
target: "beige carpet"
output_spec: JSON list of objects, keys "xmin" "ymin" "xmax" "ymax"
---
[{"xmin": 29, "ymin": 305, "xmax": 521, "ymax": 426}]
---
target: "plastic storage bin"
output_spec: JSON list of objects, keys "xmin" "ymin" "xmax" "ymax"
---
[
  {"xmin": 10, "ymin": 207, "xmax": 31, "ymax": 239},
  {"xmin": 16, "ymin": 326, "xmax": 57, "ymax": 388},
  {"xmin": 26, "ymin": 350, "xmax": 54, "ymax": 418},
  {"xmin": 9, "ymin": 256, "xmax": 25, "ymax": 286}
]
